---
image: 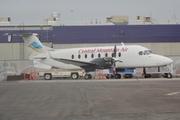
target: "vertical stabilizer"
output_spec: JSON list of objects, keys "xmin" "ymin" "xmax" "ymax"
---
[
  {"xmin": 22, "ymin": 35, "xmax": 46, "ymax": 56},
  {"xmin": 5, "ymin": 33, "xmax": 49, "ymax": 56}
]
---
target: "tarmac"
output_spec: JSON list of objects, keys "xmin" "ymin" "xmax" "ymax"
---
[{"xmin": 0, "ymin": 78, "xmax": 180, "ymax": 120}]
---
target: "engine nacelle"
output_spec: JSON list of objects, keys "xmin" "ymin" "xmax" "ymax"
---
[{"xmin": 90, "ymin": 58, "xmax": 113, "ymax": 69}]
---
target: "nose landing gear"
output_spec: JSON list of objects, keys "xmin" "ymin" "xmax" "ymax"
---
[{"xmin": 163, "ymin": 73, "xmax": 172, "ymax": 78}]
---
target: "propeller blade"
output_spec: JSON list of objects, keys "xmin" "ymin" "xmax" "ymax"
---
[
  {"xmin": 113, "ymin": 62, "xmax": 116, "ymax": 68},
  {"xmin": 114, "ymin": 45, "xmax": 117, "ymax": 58},
  {"xmin": 112, "ymin": 45, "xmax": 118, "ymax": 75}
]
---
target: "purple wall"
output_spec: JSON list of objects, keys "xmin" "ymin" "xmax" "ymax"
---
[
  {"xmin": 1, "ymin": 24, "xmax": 180, "ymax": 43},
  {"xmin": 53, "ymin": 25, "xmax": 180, "ymax": 43}
]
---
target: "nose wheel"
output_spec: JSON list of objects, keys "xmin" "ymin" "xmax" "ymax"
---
[{"xmin": 163, "ymin": 73, "xmax": 172, "ymax": 78}]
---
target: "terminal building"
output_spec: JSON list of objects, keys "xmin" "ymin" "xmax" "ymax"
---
[{"xmin": 0, "ymin": 15, "xmax": 180, "ymax": 60}]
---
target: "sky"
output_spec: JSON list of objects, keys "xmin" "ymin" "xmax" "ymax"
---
[{"xmin": 0, "ymin": 0, "xmax": 179, "ymax": 24}]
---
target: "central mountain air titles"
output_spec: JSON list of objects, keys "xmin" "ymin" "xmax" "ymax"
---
[{"xmin": 78, "ymin": 47, "xmax": 128, "ymax": 54}]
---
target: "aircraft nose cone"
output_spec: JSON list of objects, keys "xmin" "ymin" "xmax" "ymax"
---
[
  {"xmin": 164, "ymin": 57, "xmax": 173, "ymax": 65},
  {"xmin": 168, "ymin": 58, "xmax": 173, "ymax": 64}
]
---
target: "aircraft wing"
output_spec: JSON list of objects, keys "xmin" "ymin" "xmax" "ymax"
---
[{"xmin": 53, "ymin": 58, "xmax": 98, "ymax": 67}]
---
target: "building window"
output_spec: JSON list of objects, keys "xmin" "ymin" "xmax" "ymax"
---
[{"xmin": 71, "ymin": 55, "xmax": 74, "ymax": 59}]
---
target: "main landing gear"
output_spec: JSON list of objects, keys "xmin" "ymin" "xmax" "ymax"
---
[
  {"xmin": 106, "ymin": 74, "xmax": 121, "ymax": 79},
  {"xmin": 84, "ymin": 74, "xmax": 92, "ymax": 79},
  {"xmin": 106, "ymin": 74, "xmax": 133, "ymax": 79}
]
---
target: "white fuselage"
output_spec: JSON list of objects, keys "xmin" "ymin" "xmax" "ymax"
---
[
  {"xmin": 35, "ymin": 45, "xmax": 173, "ymax": 70},
  {"xmin": 5, "ymin": 33, "xmax": 173, "ymax": 71}
]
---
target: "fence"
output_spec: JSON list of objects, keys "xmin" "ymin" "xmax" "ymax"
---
[
  {"xmin": 1, "ymin": 56, "xmax": 180, "ymax": 81},
  {"xmin": 0, "ymin": 59, "xmax": 33, "ymax": 81}
]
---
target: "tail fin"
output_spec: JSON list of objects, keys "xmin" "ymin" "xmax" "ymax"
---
[{"xmin": 4, "ymin": 33, "xmax": 49, "ymax": 56}]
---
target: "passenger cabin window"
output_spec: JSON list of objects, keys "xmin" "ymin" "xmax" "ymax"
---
[
  {"xmin": 98, "ymin": 53, "xmax": 101, "ymax": 58},
  {"xmin": 91, "ymin": 54, "xmax": 94, "ymax": 58},
  {"xmin": 105, "ymin": 53, "xmax": 108, "ymax": 57},
  {"xmin": 78, "ymin": 54, "xmax": 81, "ymax": 59},
  {"xmin": 85, "ymin": 54, "xmax": 87, "ymax": 58},
  {"xmin": 71, "ymin": 55, "xmax": 74, "ymax": 59},
  {"xmin": 118, "ymin": 52, "xmax": 121, "ymax": 57},
  {"xmin": 111, "ymin": 53, "xmax": 114, "ymax": 57}
]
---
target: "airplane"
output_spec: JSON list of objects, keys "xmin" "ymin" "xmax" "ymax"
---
[{"xmin": 4, "ymin": 33, "xmax": 173, "ymax": 79}]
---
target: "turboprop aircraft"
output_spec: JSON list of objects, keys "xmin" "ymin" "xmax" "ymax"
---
[{"xmin": 5, "ymin": 33, "xmax": 173, "ymax": 79}]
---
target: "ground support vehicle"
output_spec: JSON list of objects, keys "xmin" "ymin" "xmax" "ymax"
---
[{"xmin": 37, "ymin": 69, "xmax": 85, "ymax": 80}]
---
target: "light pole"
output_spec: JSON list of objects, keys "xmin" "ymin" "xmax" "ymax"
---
[{"xmin": 71, "ymin": 10, "xmax": 73, "ymax": 20}]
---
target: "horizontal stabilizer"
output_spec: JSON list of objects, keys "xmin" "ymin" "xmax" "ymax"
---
[
  {"xmin": 33, "ymin": 61, "xmax": 52, "ymax": 70},
  {"xmin": 4, "ymin": 33, "xmax": 40, "ymax": 42},
  {"xmin": 4, "ymin": 33, "xmax": 38, "ymax": 36},
  {"xmin": 29, "ymin": 56, "xmax": 47, "ymax": 60}
]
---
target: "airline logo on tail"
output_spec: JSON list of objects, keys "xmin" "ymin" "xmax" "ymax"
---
[{"xmin": 28, "ymin": 41, "xmax": 44, "ymax": 53}]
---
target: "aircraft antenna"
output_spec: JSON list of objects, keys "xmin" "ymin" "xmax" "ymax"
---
[
  {"xmin": 121, "ymin": 42, "xmax": 125, "ymax": 46},
  {"xmin": 172, "ymin": 9, "xmax": 176, "ymax": 19}
]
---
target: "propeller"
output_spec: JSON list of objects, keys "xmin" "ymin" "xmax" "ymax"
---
[
  {"xmin": 102, "ymin": 45, "xmax": 122, "ymax": 73},
  {"xmin": 113, "ymin": 45, "xmax": 117, "ymax": 58},
  {"xmin": 112, "ymin": 45, "xmax": 124, "ymax": 74},
  {"xmin": 112, "ymin": 45, "xmax": 117, "ymax": 73}
]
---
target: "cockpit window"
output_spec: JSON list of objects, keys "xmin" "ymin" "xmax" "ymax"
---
[
  {"xmin": 144, "ymin": 50, "xmax": 153, "ymax": 55},
  {"xmin": 139, "ymin": 50, "xmax": 153, "ymax": 56},
  {"xmin": 139, "ymin": 51, "xmax": 143, "ymax": 55}
]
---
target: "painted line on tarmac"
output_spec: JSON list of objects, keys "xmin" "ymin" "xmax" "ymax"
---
[{"xmin": 166, "ymin": 91, "xmax": 180, "ymax": 96}]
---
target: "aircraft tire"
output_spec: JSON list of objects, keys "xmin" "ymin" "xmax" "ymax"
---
[
  {"xmin": 167, "ymin": 73, "xmax": 172, "ymax": 78},
  {"xmin": 44, "ymin": 73, "xmax": 52, "ymax": 80},
  {"xmin": 124, "ymin": 74, "xmax": 133, "ymax": 78},
  {"xmin": 145, "ymin": 74, "xmax": 151, "ymax": 78},
  {"xmin": 85, "ymin": 74, "xmax": 91, "ymax": 79},
  {"xmin": 89, "ymin": 74, "xmax": 92, "ymax": 79},
  {"xmin": 119, "ymin": 74, "xmax": 121, "ymax": 79},
  {"xmin": 71, "ymin": 73, "xmax": 79, "ymax": 79},
  {"xmin": 106, "ymin": 74, "xmax": 110, "ymax": 79},
  {"xmin": 115, "ymin": 74, "xmax": 121, "ymax": 79}
]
